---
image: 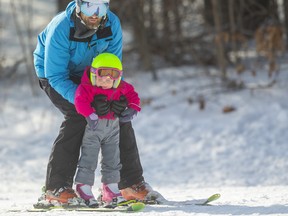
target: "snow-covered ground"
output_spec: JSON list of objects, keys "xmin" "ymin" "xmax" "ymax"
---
[
  {"xmin": 1, "ymin": 66, "xmax": 288, "ymax": 216},
  {"xmin": 1, "ymin": 0, "xmax": 288, "ymax": 215}
]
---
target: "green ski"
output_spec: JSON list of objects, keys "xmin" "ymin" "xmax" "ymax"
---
[
  {"xmin": 196, "ymin": 193, "xmax": 221, "ymax": 205},
  {"xmin": 8, "ymin": 202, "xmax": 145, "ymax": 213}
]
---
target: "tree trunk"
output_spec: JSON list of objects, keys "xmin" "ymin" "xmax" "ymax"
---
[
  {"xmin": 57, "ymin": 0, "xmax": 70, "ymax": 12},
  {"xmin": 284, "ymin": 0, "xmax": 288, "ymax": 49},
  {"xmin": 130, "ymin": 0, "xmax": 157, "ymax": 80},
  {"xmin": 228, "ymin": 0, "xmax": 238, "ymax": 64},
  {"xmin": 211, "ymin": 0, "xmax": 226, "ymax": 78}
]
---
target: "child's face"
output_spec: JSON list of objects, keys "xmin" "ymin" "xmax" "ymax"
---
[
  {"xmin": 95, "ymin": 75, "xmax": 114, "ymax": 89},
  {"xmin": 91, "ymin": 68, "xmax": 122, "ymax": 89}
]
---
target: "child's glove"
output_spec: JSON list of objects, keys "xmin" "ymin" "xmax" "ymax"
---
[
  {"xmin": 91, "ymin": 94, "xmax": 110, "ymax": 116},
  {"xmin": 86, "ymin": 113, "xmax": 99, "ymax": 131},
  {"xmin": 111, "ymin": 95, "xmax": 128, "ymax": 117},
  {"xmin": 119, "ymin": 108, "xmax": 137, "ymax": 123}
]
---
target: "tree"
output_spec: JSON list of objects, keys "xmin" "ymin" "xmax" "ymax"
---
[
  {"xmin": 57, "ymin": 0, "xmax": 71, "ymax": 12},
  {"xmin": 212, "ymin": 0, "xmax": 226, "ymax": 78}
]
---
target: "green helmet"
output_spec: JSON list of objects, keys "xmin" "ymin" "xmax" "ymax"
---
[{"xmin": 91, "ymin": 53, "xmax": 123, "ymax": 88}]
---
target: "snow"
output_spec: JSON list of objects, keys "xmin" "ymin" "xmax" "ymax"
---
[
  {"xmin": 1, "ymin": 67, "xmax": 288, "ymax": 216},
  {"xmin": 1, "ymin": 0, "xmax": 288, "ymax": 215}
]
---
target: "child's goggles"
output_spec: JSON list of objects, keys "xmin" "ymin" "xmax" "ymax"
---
[
  {"xmin": 80, "ymin": 2, "xmax": 108, "ymax": 17},
  {"xmin": 90, "ymin": 67, "xmax": 122, "ymax": 84}
]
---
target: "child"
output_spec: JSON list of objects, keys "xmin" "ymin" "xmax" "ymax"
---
[{"xmin": 74, "ymin": 53, "xmax": 141, "ymax": 207}]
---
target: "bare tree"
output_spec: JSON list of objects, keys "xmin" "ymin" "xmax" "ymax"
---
[
  {"xmin": 10, "ymin": 0, "xmax": 38, "ymax": 95},
  {"xmin": 57, "ymin": 0, "xmax": 71, "ymax": 12},
  {"xmin": 129, "ymin": 0, "xmax": 157, "ymax": 80},
  {"xmin": 284, "ymin": 0, "xmax": 288, "ymax": 48},
  {"xmin": 212, "ymin": 0, "xmax": 226, "ymax": 78}
]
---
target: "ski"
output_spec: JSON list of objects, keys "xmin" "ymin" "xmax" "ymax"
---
[
  {"xmin": 153, "ymin": 193, "xmax": 221, "ymax": 206},
  {"xmin": 75, "ymin": 202, "xmax": 145, "ymax": 212},
  {"xmin": 8, "ymin": 194, "xmax": 220, "ymax": 213},
  {"xmin": 195, "ymin": 193, "xmax": 221, "ymax": 205},
  {"xmin": 8, "ymin": 202, "xmax": 145, "ymax": 213}
]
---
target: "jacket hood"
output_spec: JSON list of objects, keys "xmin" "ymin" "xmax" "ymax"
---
[{"xmin": 65, "ymin": 1, "xmax": 76, "ymax": 21}]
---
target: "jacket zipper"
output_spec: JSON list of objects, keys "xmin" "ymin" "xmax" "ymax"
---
[{"xmin": 88, "ymin": 42, "xmax": 96, "ymax": 49}]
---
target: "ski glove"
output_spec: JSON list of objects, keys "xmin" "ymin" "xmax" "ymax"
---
[
  {"xmin": 119, "ymin": 108, "xmax": 138, "ymax": 123},
  {"xmin": 111, "ymin": 95, "xmax": 128, "ymax": 117},
  {"xmin": 91, "ymin": 94, "xmax": 110, "ymax": 116},
  {"xmin": 86, "ymin": 113, "xmax": 99, "ymax": 131}
]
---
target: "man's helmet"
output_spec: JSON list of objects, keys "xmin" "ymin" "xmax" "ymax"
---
[
  {"xmin": 75, "ymin": 0, "xmax": 110, "ymax": 17},
  {"xmin": 90, "ymin": 53, "xmax": 123, "ymax": 88}
]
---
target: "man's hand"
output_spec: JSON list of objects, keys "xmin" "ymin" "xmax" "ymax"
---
[
  {"xmin": 91, "ymin": 94, "xmax": 110, "ymax": 116},
  {"xmin": 110, "ymin": 95, "xmax": 128, "ymax": 117},
  {"xmin": 119, "ymin": 108, "xmax": 138, "ymax": 123}
]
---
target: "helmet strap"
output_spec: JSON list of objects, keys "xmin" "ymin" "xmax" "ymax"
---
[
  {"xmin": 99, "ymin": 15, "xmax": 108, "ymax": 30},
  {"xmin": 75, "ymin": 11, "xmax": 87, "ymax": 27},
  {"xmin": 73, "ymin": 11, "xmax": 97, "ymax": 39}
]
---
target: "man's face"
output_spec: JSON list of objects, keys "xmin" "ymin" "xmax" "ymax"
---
[
  {"xmin": 80, "ymin": 13, "xmax": 102, "ymax": 29},
  {"xmin": 79, "ymin": 2, "xmax": 108, "ymax": 29}
]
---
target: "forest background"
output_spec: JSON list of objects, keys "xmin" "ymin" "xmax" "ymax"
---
[{"xmin": 1, "ymin": 0, "xmax": 287, "ymax": 94}]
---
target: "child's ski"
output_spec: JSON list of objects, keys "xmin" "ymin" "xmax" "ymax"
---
[
  {"xmin": 148, "ymin": 193, "xmax": 221, "ymax": 206},
  {"xmin": 195, "ymin": 193, "xmax": 221, "ymax": 205},
  {"xmin": 8, "ymin": 194, "xmax": 220, "ymax": 213},
  {"xmin": 8, "ymin": 202, "xmax": 145, "ymax": 213}
]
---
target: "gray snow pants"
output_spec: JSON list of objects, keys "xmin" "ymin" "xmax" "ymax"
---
[{"xmin": 75, "ymin": 118, "xmax": 122, "ymax": 186}]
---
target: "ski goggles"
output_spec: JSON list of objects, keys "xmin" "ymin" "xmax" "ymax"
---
[
  {"xmin": 90, "ymin": 67, "xmax": 122, "ymax": 85},
  {"xmin": 80, "ymin": 2, "xmax": 109, "ymax": 17}
]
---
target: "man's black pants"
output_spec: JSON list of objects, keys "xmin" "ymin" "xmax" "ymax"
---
[{"xmin": 39, "ymin": 78, "xmax": 144, "ymax": 190}]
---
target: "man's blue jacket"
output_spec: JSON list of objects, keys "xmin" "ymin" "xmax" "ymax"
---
[{"xmin": 33, "ymin": 1, "xmax": 122, "ymax": 104}]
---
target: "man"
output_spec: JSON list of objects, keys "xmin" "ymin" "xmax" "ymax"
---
[{"xmin": 34, "ymin": 0, "xmax": 160, "ymax": 205}]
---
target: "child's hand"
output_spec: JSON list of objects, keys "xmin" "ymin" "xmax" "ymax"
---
[
  {"xmin": 119, "ymin": 108, "xmax": 137, "ymax": 123},
  {"xmin": 86, "ymin": 113, "xmax": 99, "ymax": 131},
  {"xmin": 91, "ymin": 94, "xmax": 110, "ymax": 116},
  {"xmin": 111, "ymin": 95, "xmax": 128, "ymax": 117}
]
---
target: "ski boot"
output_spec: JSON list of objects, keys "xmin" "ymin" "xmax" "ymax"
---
[{"xmin": 76, "ymin": 184, "xmax": 98, "ymax": 208}]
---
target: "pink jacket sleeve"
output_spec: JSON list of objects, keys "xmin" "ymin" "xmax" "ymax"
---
[{"xmin": 120, "ymin": 81, "xmax": 141, "ymax": 112}]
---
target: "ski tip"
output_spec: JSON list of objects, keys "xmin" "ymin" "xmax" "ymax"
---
[
  {"xmin": 128, "ymin": 202, "xmax": 145, "ymax": 212},
  {"xmin": 196, "ymin": 193, "xmax": 221, "ymax": 206},
  {"xmin": 209, "ymin": 193, "xmax": 221, "ymax": 200}
]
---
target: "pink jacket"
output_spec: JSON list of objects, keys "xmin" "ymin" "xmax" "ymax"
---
[{"xmin": 75, "ymin": 66, "xmax": 141, "ymax": 119}]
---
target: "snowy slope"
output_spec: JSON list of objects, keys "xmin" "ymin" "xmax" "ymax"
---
[{"xmin": 1, "ymin": 67, "xmax": 288, "ymax": 216}]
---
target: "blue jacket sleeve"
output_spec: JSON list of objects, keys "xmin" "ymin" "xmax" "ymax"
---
[{"xmin": 44, "ymin": 21, "xmax": 78, "ymax": 104}]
